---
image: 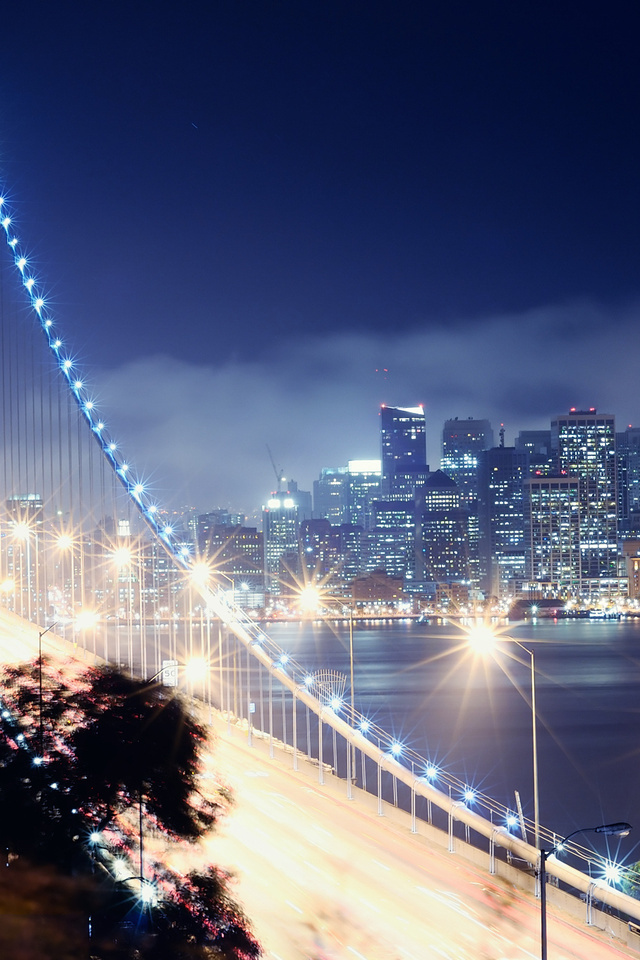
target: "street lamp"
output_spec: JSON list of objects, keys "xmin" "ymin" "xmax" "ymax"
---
[
  {"xmin": 468, "ymin": 625, "xmax": 540, "ymax": 849},
  {"xmin": 539, "ymin": 822, "xmax": 632, "ymax": 960}
]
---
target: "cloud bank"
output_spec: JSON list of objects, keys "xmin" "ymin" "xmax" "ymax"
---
[{"xmin": 94, "ymin": 299, "xmax": 640, "ymax": 519}]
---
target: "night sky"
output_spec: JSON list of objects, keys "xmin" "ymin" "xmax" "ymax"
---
[{"xmin": 2, "ymin": 2, "xmax": 640, "ymax": 515}]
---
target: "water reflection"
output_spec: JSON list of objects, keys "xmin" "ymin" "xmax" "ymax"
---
[{"xmin": 266, "ymin": 617, "xmax": 640, "ymax": 838}]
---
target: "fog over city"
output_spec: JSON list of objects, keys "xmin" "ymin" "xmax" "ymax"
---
[
  {"xmin": 2, "ymin": 4, "xmax": 639, "ymax": 518},
  {"xmin": 97, "ymin": 297, "xmax": 640, "ymax": 514}
]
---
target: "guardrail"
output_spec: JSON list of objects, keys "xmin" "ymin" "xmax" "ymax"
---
[{"xmin": 203, "ymin": 584, "xmax": 640, "ymax": 927}]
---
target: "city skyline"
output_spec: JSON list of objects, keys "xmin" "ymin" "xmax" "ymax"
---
[{"xmin": 2, "ymin": 4, "xmax": 640, "ymax": 514}]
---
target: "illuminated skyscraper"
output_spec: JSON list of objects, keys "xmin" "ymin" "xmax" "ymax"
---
[
  {"xmin": 551, "ymin": 408, "xmax": 618, "ymax": 593},
  {"xmin": 523, "ymin": 476, "xmax": 581, "ymax": 594},
  {"xmin": 441, "ymin": 418, "xmax": 494, "ymax": 585},
  {"xmin": 262, "ymin": 495, "xmax": 299, "ymax": 596},
  {"xmin": 368, "ymin": 499, "xmax": 416, "ymax": 579},
  {"xmin": 478, "ymin": 446, "xmax": 529, "ymax": 598},
  {"xmin": 313, "ymin": 467, "xmax": 347, "ymax": 524},
  {"xmin": 345, "ymin": 459, "xmax": 382, "ymax": 530},
  {"xmin": 415, "ymin": 470, "xmax": 468, "ymax": 583},
  {"xmin": 380, "ymin": 405, "xmax": 428, "ymax": 497},
  {"xmin": 616, "ymin": 426, "xmax": 640, "ymax": 539}
]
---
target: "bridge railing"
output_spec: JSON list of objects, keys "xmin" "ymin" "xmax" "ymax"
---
[{"xmin": 203, "ymin": 583, "xmax": 640, "ymax": 928}]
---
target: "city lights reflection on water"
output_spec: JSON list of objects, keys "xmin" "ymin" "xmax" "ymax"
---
[{"xmin": 264, "ymin": 616, "xmax": 640, "ymax": 838}]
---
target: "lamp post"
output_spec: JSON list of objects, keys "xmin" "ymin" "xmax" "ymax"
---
[
  {"xmin": 539, "ymin": 822, "xmax": 631, "ymax": 960},
  {"xmin": 38, "ymin": 620, "xmax": 59, "ymax": 757},
  {"xmin": 468, "ymin": 626, "xmax": 540, "ymax": 848}
]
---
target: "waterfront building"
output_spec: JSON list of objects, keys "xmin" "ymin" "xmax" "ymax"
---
[
  {"xmin": 351, "ymin": 568, "xmax": 404, "ymax": 607},
  {"xmin": 441, "ymin": 418, "xmax": 494, "ymax": 585},
  {"xmin": 478, "ymin": 446, "xmax": 529, "ymax": 598},
  {"xmin": 551, "ymin": 409, "xmax": 618, "ymax": 593},
  {"xmin": 616, "ymin": 427, "xmax": 640, "ymax": 539},
  {"xmin": 367, "ymin": 499, "xmax": 416, "ymax": 579},
  {"xmin": 621, "ymin": 541, "xmax": 640, "ymax": 600},
  {"xmin": 523, "ymin": 475, "xmax": 581, "ymax": 596},
  {"xmin": 415, "ymin": 470, "xmax": 469, "ymax": 583}
]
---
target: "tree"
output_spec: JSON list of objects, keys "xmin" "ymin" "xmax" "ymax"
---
[{"xmin": 0, "ymin": 658, "xmax": 261, "ymax": 959}]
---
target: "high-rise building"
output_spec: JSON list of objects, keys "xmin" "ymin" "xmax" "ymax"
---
[
  {"xmin": 335, "ymin": 524, "xmax": 365, "ymax": 590},
  {"xmin": 262, "ymin": 495, "xmax": 299, "ymax": 596},
  {"xmin": 345, "ymin": 460, "xmax": 381, "ymax": 530},
  {"xmin": 415, "ymin": 470, "xmax": 469, "ymax": 584},
  {"xmin": 313, "ymin": 467, "xmax": 347, "ymax": 524},
  {"xmin": 523, "ymin": 476, "xmax": 581, "ymax": 595},
  {"xmin": 299, "ymin": 519, "xmax": 341, "ymax": 592},
  {"xmin": 368, "ymin": 499, "xmax": 416, "ymax": 579},
  {"xmin": 616, "ymin": 426, "xmax": 640, "ymax": 539},
  {"xmin": 441, "ymin": 418, "xmax": 494, "ymax": 585},
  {"xmin": 515, "ymin": 430, "xmax": 554, "ymax": 476},
  {"xmin": 478, "ymin": 446, "xmax": 529, "ymax": 598},
  {"xmin": 551, "ymin": 409, "xmax": 618, "ymax": 591},
  {"xmin": 380, "ymin": 405, "xmax": 427, "ymax": 497}
]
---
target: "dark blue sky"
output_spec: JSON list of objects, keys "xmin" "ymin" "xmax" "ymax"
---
[{"xmin": 2, "ymin": 2, "xmax": 640, "ymax": 512}]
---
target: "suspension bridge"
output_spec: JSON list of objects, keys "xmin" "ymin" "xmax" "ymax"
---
[{"xmin": 1, "ymin": 190, "xmax": 640, "ymax": 957}]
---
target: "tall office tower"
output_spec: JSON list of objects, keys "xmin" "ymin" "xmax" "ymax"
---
[
  {"xmin": 515, "ymin": 430, "xmax": 554, "ymax": 476},
  {"xmin": 523, "ymin": 476, "xmax": 581, "ymax": 595},
  {"xmin": 336, "ymin": 524, "xmax": 365, "ymax": 591},
  {"xmin": 193, "ymin": 509, "xmax": 246, "ymax": 549},
  {"xmin": 195, "ymin": 523, "xmax": 263, "ymax": 603},
  {"xmin": 380, "ymin": 405, "xmax": 428, "ymax": 497},
  {"xmin": 313, "ymin": 467, "xmax": 347, "ymax": 524},
  {"xmin": 415, "ymin": 471, "xmax": 469, "ymax": 583},
  {"xmin": 478, "ymin": 447, "xmax": 529, "ymax": 598},
  {"xmin": 367, "ymin": 499, "xmax": 416, "ymax": 579},
  {"xmin": 551, "ymin": 409, "xmax": 618, "ymax": 592},
  {"xmin": 441, "ymin": 418, "xmax": 494, "ymax": 585},
  {"xmin": 299, "ymin": 518, "xmax": 341, "ymax": 591},
  {"xmin": 616, "ymin": 427, "xmax": 640, "ymax": 539},
  {"xmin": 345, "ymin": 460, "xmax": 381, "ymax": 530},
  {"xmin": 262, "ymin": 494, "xmax": 299, "ymax": 595}
]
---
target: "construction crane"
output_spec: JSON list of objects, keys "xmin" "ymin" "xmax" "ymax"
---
[{"xmin": 266, "ymin": 444, "xmax": 286, "ymax": 493}]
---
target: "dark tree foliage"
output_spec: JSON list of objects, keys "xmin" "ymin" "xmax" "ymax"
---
[{"xmin": 0, "ymin": 659, "xmax": 261, "ymax": 960}]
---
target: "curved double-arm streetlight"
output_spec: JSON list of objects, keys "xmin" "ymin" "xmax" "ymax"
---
[
  {"xmin": 540, "ymin": 822, "xmax": 632, "ymax": 960},
  {"xmin": 468, "ymin": 625, "xmax": 540, "ymax": 848}
]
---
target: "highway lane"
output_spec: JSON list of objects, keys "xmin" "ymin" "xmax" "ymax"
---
[
  {"xmin": 0, "ymin": 619, "xmax": 635, "ymax": 960},
  {"xmin": 187, "ymin": 717, "xmax": 637, "ymax": 960}
]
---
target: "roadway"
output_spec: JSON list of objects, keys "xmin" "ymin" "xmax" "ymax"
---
[
  {"xmin": 184, "ymin": 716, "xmax": 639, "ymax": 960},
  {"xmin": 0, "ymin": 609, "xmax": 636, "ymax": 960}
]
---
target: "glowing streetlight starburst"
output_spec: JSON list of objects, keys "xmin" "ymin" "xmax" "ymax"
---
[{"xmin": 112, "ymin": 546, "xmax": 133, "ymax": 567}]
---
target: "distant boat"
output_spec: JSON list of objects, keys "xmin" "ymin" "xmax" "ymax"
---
[{"xmin": 588, "ymin": 610, "xmax": 620, "ymax": 620}]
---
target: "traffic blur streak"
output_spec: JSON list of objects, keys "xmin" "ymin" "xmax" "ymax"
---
[
  {"xmin": 0, "ymin": 614, "xmax": 634, "ymax": 960},
  {"xmin": 174, "ymin": 715, "xmax": 638, "ymax": 960}
]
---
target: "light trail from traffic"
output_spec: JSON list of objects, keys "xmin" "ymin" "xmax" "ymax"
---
[{"xmin": 184, "ymin": 716, "xmax": 639, "ymax": 960}]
